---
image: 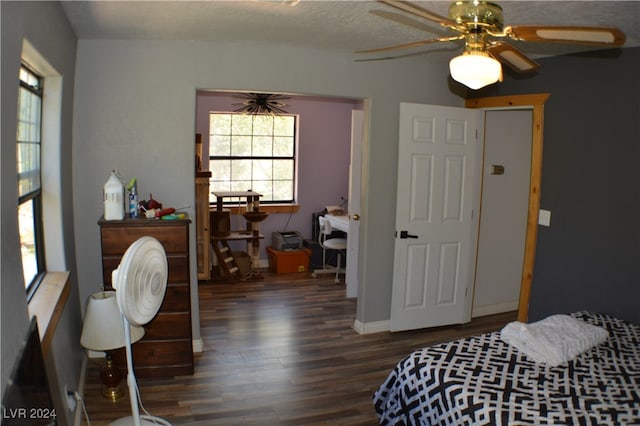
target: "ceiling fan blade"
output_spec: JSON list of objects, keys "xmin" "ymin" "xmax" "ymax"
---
[
  {"xmin": 370, "ymin": 10, "xmax": 451, "ymax": 36},
  {"xmin": 356, "ymin": 35, "xmax": 463, "ymax": 54},
  {"xmin": 506, "ymin": 25, "xmax": 626, "ymax": 46},
  {"xmin": 487, "ymin": 42, "xmax": 540, "ymax": 73},
  {"xmin": 379, "ymin": 1, "xmax": 466, "ymax": 33},
  {"xmin": 355, "ymin": 49, "xmax": 443, "ymax": 62}
]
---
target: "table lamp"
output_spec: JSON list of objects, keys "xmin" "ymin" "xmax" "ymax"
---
[{"xmin": 80, "ymin": 291, "xmax": 145, "ymax": 401}]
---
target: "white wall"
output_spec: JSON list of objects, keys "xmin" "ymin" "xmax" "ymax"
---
[{"xmin": 72, "ymin": 39, "xmax": 463, "ymax": 335}]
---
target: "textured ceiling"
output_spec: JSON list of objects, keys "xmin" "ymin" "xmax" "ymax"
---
[{"xmin": 61, "ymin": 1, "xmax": 640, "ymax": 61}]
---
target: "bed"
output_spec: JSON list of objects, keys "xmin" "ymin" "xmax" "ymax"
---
[{"xmin": 373, "ymin": 312, "xmax": 640, "ymax": 425}]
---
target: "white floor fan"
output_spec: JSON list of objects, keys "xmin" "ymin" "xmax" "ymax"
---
[{"xmin": 110, "ymin": 236, "xmax": 172, "ymax": 426}]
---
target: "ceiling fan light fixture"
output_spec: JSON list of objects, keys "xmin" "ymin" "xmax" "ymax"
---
[
  {"xmin": 233, "ymin": 92, "xmax": 290, "ymax": 115},
  {"xmin": 449, "ymin": 50, "xmax": 502, "ymax": 89}
]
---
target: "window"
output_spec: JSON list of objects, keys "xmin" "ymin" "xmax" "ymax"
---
[
  {"xmin": 209, "ymin": 113, "xmax": 297, "ymax": 204},
  {"xmin": 17, "ymin": 64, "xmax": 45, "ymax": 296}
]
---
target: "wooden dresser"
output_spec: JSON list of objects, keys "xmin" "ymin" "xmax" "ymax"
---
[{"xmin": 98, "ymin": 217, "xmax": 194, "ymax": 378}]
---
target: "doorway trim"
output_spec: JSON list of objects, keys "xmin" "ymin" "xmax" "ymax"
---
[{"xmin": 466, "ymin": 93, "xmax": 550, "ymax": 322}]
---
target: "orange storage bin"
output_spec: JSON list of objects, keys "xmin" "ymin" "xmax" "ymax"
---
[{"xmin": 266, "ymin": 246, "xmax": 311, "ymax": 274}]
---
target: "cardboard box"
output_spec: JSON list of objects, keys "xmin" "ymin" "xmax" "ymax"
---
[{"xmin": 266, "ymin": 246, "xmax": 311, "ymax": 274}]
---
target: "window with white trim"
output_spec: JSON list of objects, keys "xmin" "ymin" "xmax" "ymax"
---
[
  {"xmin": 17, "ymin": 64, "xmax": 46, "ymax": 298},
  {"xmin": 208, "ymin": 113, "xmax": 297, "ymax": 204}
]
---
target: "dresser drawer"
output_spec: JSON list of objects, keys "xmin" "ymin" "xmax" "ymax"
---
[
  {"xmin": 101, "ymin": 225, "xmax": 188, "ymax": 255},
  {"xmin": 102, "ymin": 255, "xmax": 188, "ymax": 288},
  {"xmin": 144, "ymin": 312, "xmax": 191, "ymax": 339},
  {"xmin": 113, "ymin": 339, "xmax": 193, "ymax": 373},
  {"xmin": 158, "ymin": 284, "xmax": 191, "ymax": 312}
]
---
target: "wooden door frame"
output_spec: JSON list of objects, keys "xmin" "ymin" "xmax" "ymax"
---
[{"xmin": 466, "ymin": 93, "xmax": 550, "ymax": 322}]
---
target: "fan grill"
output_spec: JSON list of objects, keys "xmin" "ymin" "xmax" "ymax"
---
[{"xmin": 113, "ymin": 236, "xmax": 168, "ymax": 327}]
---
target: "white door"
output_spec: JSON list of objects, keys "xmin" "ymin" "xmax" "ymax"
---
[
  {"xmin": 391, "ymin": 103, "xmax": 480, "ymax": 332},
  {"xmin": 346, "ymin": 110, "xmax": 363, "ymax": 298}
]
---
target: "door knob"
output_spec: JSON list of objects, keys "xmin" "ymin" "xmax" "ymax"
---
[
  {"xmin": 352, "ymin": 214, "xmax": 360, "ymax": 221},
  {"xmin": 399, "ymin": 230, "xmax": 418, "ymax": 239}
]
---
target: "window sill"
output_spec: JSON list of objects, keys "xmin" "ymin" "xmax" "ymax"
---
[
  {"xmin": 211, "ymin": 204, "xmax": 300, "ymax": 215},
  {"xmin": 28, "ymin": 271, "xmax": 71, "ymax": 357}
]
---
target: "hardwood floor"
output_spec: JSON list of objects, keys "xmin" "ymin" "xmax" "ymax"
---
[{"xmin": 80, "ymin": 272, "xmax": 517, "ymax": 425}]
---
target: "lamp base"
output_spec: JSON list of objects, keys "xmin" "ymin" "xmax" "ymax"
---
[
  {"xmin": 109, "ymin": 415, "xmax": 172, "ymax": 425},
  {"xmin": 101, "ymin": 353, "xmax": 124, "ymax": 402},
  {"xmin": 102, "ymin": 383, "xmax": 124, "ymax": 402}
]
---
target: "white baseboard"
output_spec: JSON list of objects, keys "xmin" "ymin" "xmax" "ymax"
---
[
  {"xmin": 353, "ymin": 319, "xmax": 390, "ymax": 334},
  {"xmin": 472, "ymin": 300, "xmax": 519, "ymax": 318},
  {"xmin": 193, "ymin": 338, "xmax": 204, "ymax": 353},
  {"xmin": 353, "ymin": 302, "xmax": 517, "ymax": 335}
]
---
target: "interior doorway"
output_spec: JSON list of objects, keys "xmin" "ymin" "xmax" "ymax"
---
[
  {"xmin": 467, "ymin": 94, "xmax": 550, "ymax": 322},
  {"xmin": 472, "ymin": 109, "xmax": 533, "ymax": 317},
  {"xmin": 195, "ymin": 90, "xmax": 365, "ymax": 298}
]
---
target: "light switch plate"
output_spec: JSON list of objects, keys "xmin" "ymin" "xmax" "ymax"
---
[{"xmin": 538, "ymin": 209, "xmax": 551, "ymax": 227}]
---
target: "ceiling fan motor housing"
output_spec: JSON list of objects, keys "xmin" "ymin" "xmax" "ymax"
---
[{"xmin": 449, "ymin": 1, "xmax": 504, "ymax": 32}]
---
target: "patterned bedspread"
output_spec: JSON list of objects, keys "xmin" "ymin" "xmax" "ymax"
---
[{"xmin": 373, "ymin": 312, "xmax": 640, "ymax": 425}]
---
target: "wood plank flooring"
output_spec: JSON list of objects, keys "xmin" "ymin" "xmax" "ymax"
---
[{"xmin": 80, "ymin": 272, "xmax": 517, "ymax": 425}]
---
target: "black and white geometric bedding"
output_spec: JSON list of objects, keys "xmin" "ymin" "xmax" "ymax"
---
[{"xmin": 373, "ymin": 312, "xmax": 640, "ymax": 425}]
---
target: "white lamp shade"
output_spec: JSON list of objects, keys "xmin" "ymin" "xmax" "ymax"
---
[
  {"xmin": 449, "ymin": 51, "xmax": 502, "ymax": 90},
  {"xmin": 80, "ymin": 291, "xmax": 145, "ymax": 351}
]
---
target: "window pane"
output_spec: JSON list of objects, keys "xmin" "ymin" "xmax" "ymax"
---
[
  {"xmin": 231, "ymin": 115, "xmax": 252, "ymax": 134},
  {"xmin": 252, "ymin": 180, "xmax": 273, "ymax": 201},
  {"xmin": 230, "ymin": 181, "xmax": 252, "ymax": 192},
  {"xmin": 274, "ymin": 116, "xmax": 294, "ymax": 136},
  {"xmin": 210, "ymin": 159, "xmax": 230, "ymax": 182},
  {"xmin": 210, "ymin": 114, "xmax": 231, "ymax": 134},
  {"xmin": 252, "ymin": 159, "xmax": 272, "ymax": 181},
  {"xmin": 273, "ymin": 180, "xmax": 294, "ymax": 201},
  {"xmin": 231, "ymin": 159, "xmax": 251, "ymax": 182},
  {"xmin": 252, "ymin": 115, "xmax": 273, "ymax": 135},
  {"xmin": 210, "ymin": 134, "xmax": 231, "ymax": 156},
  {"xmin": 17, "ymin": 84, "xmax": 41, "ymax": 199},
  {"xmin": 231, "ymin": 136, "xmax": 251, "ymax": 156},
  {"xmin": 273, "ymin": 136, "xmax": 294, "ymax": 157},
  {"xmin": 273, "ymin": 159, "xmax": 294, "ymax": 180},
  {"xmin": 17, "ymin": 142, "xmax": 41, "ymax": 196},
  {"xmin": 252, "ymin": 136, "xmax": 272, "ymax": 156},
  {"xmin": 18, "ymin": 200, "xmax": 38, "ymax": 287}
]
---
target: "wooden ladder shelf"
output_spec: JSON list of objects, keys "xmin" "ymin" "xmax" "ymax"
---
[{"xmin": 212, "ymin": 239, "xmax": 241, "ymax": 281}]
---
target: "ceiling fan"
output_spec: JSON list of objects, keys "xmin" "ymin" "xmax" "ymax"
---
[{"xmin": 358, "ymin": 0, "xmax": 626, "ymax": 89}]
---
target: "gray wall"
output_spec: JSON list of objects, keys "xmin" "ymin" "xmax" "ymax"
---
[
  {"xmin": 71, "ymin": 39, "xmax": 462, "ymax": 339},
  {"xmin": 1, "ymin": 2, "xmax": 83, "ymax": 423},
  {"xmin": 500, "ymin": 47, "xmax": 640, "ymax": 324}
]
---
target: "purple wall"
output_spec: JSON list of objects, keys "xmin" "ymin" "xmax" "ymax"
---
[{"xmin": 196, "ymin": 91, "xmax": 363, "ymax": 259}]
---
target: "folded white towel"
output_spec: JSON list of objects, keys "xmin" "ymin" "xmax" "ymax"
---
[{"xmin": 500, "ymin": 314, "xmax": 609, "ymax": 367}]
